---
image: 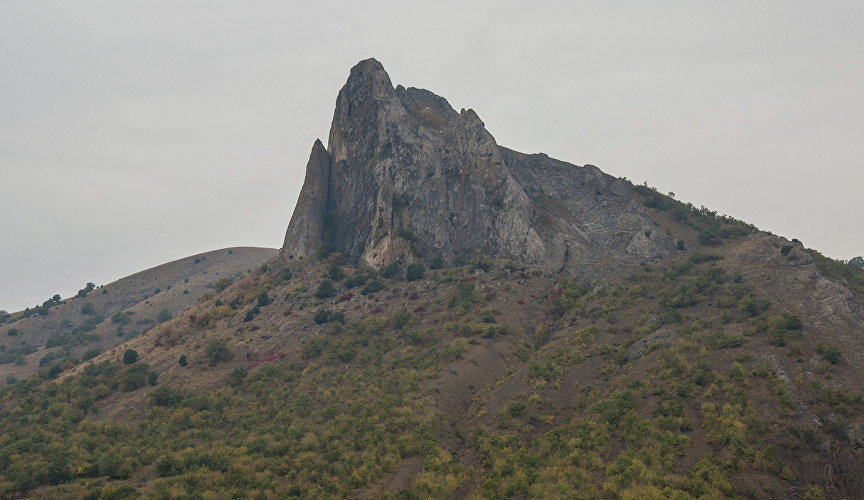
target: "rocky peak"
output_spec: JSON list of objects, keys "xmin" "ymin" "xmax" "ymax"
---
[{"xmin": 279, "ymin": 59, "xmax": 677, "ymax": 277}]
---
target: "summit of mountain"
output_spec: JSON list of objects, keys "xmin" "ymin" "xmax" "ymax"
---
[{"xmin": 279, "ymin": 58, "xmax": 675, "ymax": 280}]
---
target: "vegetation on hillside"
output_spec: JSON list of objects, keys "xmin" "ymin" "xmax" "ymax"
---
[{"xmin": 0, "ymin": 237, "xmax": 860, "ymax": 498}]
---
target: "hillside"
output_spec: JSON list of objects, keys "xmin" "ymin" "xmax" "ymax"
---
[
  {"xmin": 0, "ymin": 247, "xmax": 277, "ymax": 383},
  {"xmin": 1, "ymin": 60, "xmax": 864, "ymax": 499}
]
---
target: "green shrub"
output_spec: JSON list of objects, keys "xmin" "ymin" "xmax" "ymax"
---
[
  {"xmin": 123, "ymin": 349, "xmax": 138, "ymax": 365},
  {"xmin": 229, "ymin": 367, "xmax": 247, "ymax": 388},
  {"xmin": 314, "ymin": 310, "xmax": 330, "ymax": 325},
  {"xmin": 156, "ymin": 455, "xmax": 183, "ymax": 477},
  {"xmin": 361, "ymin": 280, "xmax": 385, "ymax": 295},
  {"xmin": 81, "ymin": 348, "xmax": 101, "ymax": 361},
  {"xmin": 73, "ymin": 315, "xmax": 104, "ymax": 335},
  {"xmin": 329, "ymin": 311, "xmax": 345, "ymax": 324},
  {"xmin": 7, "ymin": 328, "xmax": 17, "ymax": 337},
  {"xmin": 507, "ymin": 401, "xmax": 526, "ymax": 417},
  {"xmin": 782, "ymin": 313, "xmax": 802, "ymax": 331},
  {"xmin": 205, "ymin": 341, "xmax": 232, "ymax": 363},
  {"xmin": 77, "ymin": 282, "xmax": 95, "ymax": 298},
  {"xmin": 329, "ymin": 265, "xmax": 345, "ymax": 281},
  {"xmin": 81, "ymin": 303, "xmax": 96, "ymax": 315},
  {"xmin": 156, "ymin": 309, "xmax": 172, "ymax": 323},
  {"xmin": 244, "ymin": 307, "xmax": 259, "ymax": 322},
  {"xmin": 430, "ymin": 255, "xmax": 444, "ymax": 269},
  {"xmin": 178, "ymin": 354, "xmax": 187, "ymax": 367},
  {"xmin": 406, "ymin": 263, "xmax": 425, "ymax": 281},
  {"xmin": 315, "ymin": 280, "xmax": 336, "ymax": 299},
  {"xmin": 821, "ymin": 346, "xmax": 842, "ymax": 365},
  {"xmin": 391, "ymin": 309, "xmax": 411, "ymax": 329},
  {"xmin": 214, "ymin": 277, "xmax": 234, "ymax": 292},
  {"xmin": 381, "ymin": 262, "xmax": 400, "ymax": 279},
  {"xmin": 111, "ymin": 312, "xmax": 133, "ymax": 325},
  {"xmin": 256, "ymin": 292, "xmax": 271, "ymax": 307}
]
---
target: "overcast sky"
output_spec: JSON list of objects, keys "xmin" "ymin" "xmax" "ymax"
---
[{"xmin": 1, "ymin": 1, "xmax": 862, "ymax": 312}]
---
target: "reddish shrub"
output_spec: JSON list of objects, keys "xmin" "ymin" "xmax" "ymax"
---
[
  {"xmin": 326, "ymin": 253, "xmax": 346, "ymax": 265},
  {"xmin": 370, "ymin": 306, "xmax": 384, "ymax": 314},
  {"xmin": 239, "ymin": 278, "xmax": 255, "ymax": 290},
  {"xmin": 340, "ymin": 292, "xmax": 354, "ymax": 302},
  {"xmin": 517, "ymin": 299, "xmax": 524, "ymax": 305}
]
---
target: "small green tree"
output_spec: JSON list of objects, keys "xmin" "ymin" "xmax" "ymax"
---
[
  {"xmin": 381, "ymin": 262, "xmax": 400, "ymax": 279},
  {"xmin": 229, "ymin": 367, "xmax": 247, "ymax": 388},
  {"xmin": 329, "ymin": 264, "xmax": 345, "ymax": 281},
  {"xmin": 822, "ymin": 346, "xmax": 842, "ymax": 364},
  {"xmin": 406, "ymin": 263, "xmax": 425, "ymax": 281},
  {"xmin": 157, "ymin": 309, "xmax": 173, "ymax": 323},
  {"xmin": 315, "ymin": 280, "xmax": 336, "ymax": 299},
  {"xmin": 123, "ymin": 349, "xmax": 138, "ymax": 365},
  {"xmin": 81, "ymin": 303, "xmax": 96, "ymax": 315},
  {"xmin": 77, "ymin": 282, "xmax": 96, "ymax": 298},
  {"xmin": 314, "ymin": 310, "xmax": 330, "ymax": 325},
  {"xmin": 205, "ymin": 340, "xmax": 233, "ymax": 363},
  {"xmin": 178, "ymin": 354, "xmax": 187, "ymax": 367}
]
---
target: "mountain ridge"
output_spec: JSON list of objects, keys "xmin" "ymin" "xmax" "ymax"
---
[
  {"xmin": 278, "ymin": 58, "xmax": 676, "ymax": 279},
  {"xmin": 1, "ymin": 59, "xmax": 864, "ymax": 498}
]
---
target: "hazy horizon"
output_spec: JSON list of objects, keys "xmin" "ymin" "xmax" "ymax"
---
[{"xmin": 2, "ymin": 1, "xmax": 863, "ymax": 312}]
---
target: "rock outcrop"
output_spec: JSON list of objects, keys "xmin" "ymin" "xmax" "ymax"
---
[{"xmin": 279, "ymin": 58, "xmax": 677, "ymax": 276}]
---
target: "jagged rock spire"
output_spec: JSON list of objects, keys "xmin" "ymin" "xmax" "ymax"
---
[{"xmin": 279, "ymin": 59, "xmax": 676, "ymax": 277}]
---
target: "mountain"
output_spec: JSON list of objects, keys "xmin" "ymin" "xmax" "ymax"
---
[
  {"xmin": 280, "ymin": 59, "xmax": 674, "ymax": 278},
  {"xmin": 0, "ymin": 247, "xmax": 276, "ymax": 383},
  {"xmin": 2, "ymin": 60, "xmax": 864, "ymax": 499}
]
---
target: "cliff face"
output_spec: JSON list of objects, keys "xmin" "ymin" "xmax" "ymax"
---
[{"xmin": 279, "ymin": 59, "xmax": 676, "ymax": 275}]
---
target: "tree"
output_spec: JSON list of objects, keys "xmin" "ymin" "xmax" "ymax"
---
[
  {"xmin": 315, "ymin": 280, "xmax": 336, "ymax": 299},
  {"xmin": 329, "ymin": 264, "xmax": 345, "ymax": 281},
  {"xmin": 822, "ymin": 346, "xmax": 842, "ymax": 364},
  {"xmin": 205, "ymin": 340, "xmax": 233, "ymax": 363},
  {"xmin": 314, "ymin": 310, "xmax": 330, "ymax": 324},
  {"xmin": 178, "ymin": 354, "xmax": 187, "ymax": 367},
  {"xmin": 123, "ymin": 349, "xmax": 138, "ymax": 365},
  {"xmin": 77, "ymin": 282, "xmax": 96, "ymax": 298},
  {"xmin": 850, "ymin": 256, "xmax": 864, "ymax": 268},
  {"xmin": 380, "ymin": 262, "xmax": 399, "ymax": 279},
  {"xmin": 406, "ymin": 263, "xmax": 425, "ymax": 281},
  {"xmin": 156, "ymin": 309, "xmax": 172, "ymax": 323}
]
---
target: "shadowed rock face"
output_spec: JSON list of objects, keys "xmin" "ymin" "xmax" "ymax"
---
[{"xmin": 279, "ymin": 58, "xmax": 676, "ymax": 275}]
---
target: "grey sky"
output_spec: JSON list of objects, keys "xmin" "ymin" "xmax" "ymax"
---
[{"xmin": 2, "ymin": 1, "xmax": 862, "ymax": 312}]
